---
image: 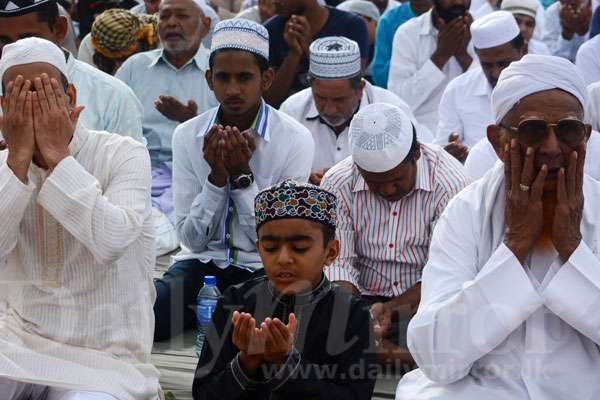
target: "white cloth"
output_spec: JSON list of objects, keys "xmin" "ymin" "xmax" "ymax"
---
[
  {"xmin": 501, "ymin": 0, "xmax": 539, "ymax": 19},
  {"xmin": 77, "ymin": 34, "xmax": 95, "ymax": 66},
  {"xmin": 464, "ymin": 130, "xmax": 600, "ymax": 181},
  {"xmin": 395, "ymin": 161, "xmax": 600, "ymax": 399},
  {"xmin": 210, "ymin": 19, "xmax": 269, "ymax": 61},
  {"xmin": 528, "ymin": 38, "xmax": 551, "ymax": 55},
  {"xmin": 309, "ymin": 36, "xmax": 362, "ymax": 79},
  {"xmin": 66, "ymin": 53, "xmax": 145, "ymax": 142},
  {"xmin": 234, "ymin": 5, "xmax": 262, "ymax": 23},
  {"xmin": 0, "ymin": 37, "xmax": 67, "ymax": 81},
  {"xmin": 576, "ymin": 34, "xmax": 600, "ymax": 85},
  {"xmin": 388, "ymin": 9, "xmax": 478, "ymax": 132},
  {"xmin": 543, "ymin": 0, "xmax": 599, "ymax": 61},
  {"xmin": 470, "ymin": 11, "xmax": 520, "ymax": 50},
  {"xmin": 279, "ymin": 80, "xmax": 432, "ymax": 172},
  {"xmin": 435, "ymin": 67, "xmax": 492, "ymax": 148},
  {"xmin": 349, "ymin": 102, "xmax": 414, "ymax": 172},
  {"xmin": 588, "ymin": 80, "xmax": 600, "ymax": 131},
  {"xmin": 473, "ymin": 0, "xmax": 545, "ymax": 41},
  {"xmin": 491, "ymin": 54, "xmax": 588, "ymax": 123},
  {"xmin": 0, "ymin": 127, "xmax": 159, "ymax": 400},
  {"xmin": 0, "ymin": 377, "xmax": 119, "ymax": 400},
  {"xmin": 172, "ymin": 100, "xmax": 314, "ymax": 269}
]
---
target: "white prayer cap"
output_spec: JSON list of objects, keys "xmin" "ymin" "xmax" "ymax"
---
[
  {"xmin": 501, "ymin": 0, "xmax": 538, "ymax": 19},
  {"xmin": 210, "ymin": 18, "xmax": 269, "ymax": 61},
  {"xmin": 337, "ymin": 0, "xmax": 380, "ymax": 22},
  {"xmin": 309, "ymin": 37, "xmax": 361, "ymax": 80},
  {"xmin": 349, "ymin": 103, "xmax": 414, "ymax": 173},
  {"xmin": 471, "ymin": 11, "xmax": 520, "ymax": 50},
  {"xmin": 491, "ymin": 54, "xmax": 588, "ymax": 123},
  {"xmin": 0, "ymin": 37, "xmax": 68, "ymax": 83}
]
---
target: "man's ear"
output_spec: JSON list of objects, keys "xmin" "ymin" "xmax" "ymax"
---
[
  {"xmin": 487, "ymin": 124, "xmax": 506, "ymax": 161},
  {"xmin": 262, "ymin": 67, "xmax": 275, "ymax": 92},
  {"xmin": 324, "ymin": 239, "xmax": 340, "ymax": 266},
  {"xmin": 205, "ymin": 69, "xmax": 214, "ymax": 91},
  {"xmin": 53, "ymin": 16, "xmax": 69, "ymax": 46},
  {"xmin": 66, "ymin": 84, "xmax": 77, "ymax": 108}
]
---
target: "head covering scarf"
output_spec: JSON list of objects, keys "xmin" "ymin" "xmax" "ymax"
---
[
  {"xmin": 491, "ymin": 54, "xmax": 589, "ymax": 123},
  {"xmin": 501, "ymin": 0, "xmax": 539, "ymax": 19},
  {"xmin": 0, "ymin": 37, "xmax": 67, "ymax": 82},
  {"xmin": 470, "ymin": 11, "xmax": 520, "ymax": 50},
  {"xmin": 349, "ymin": 103, "xmax": 415, "ymax": 173},
  {"xmin": 337, "ymin": 0, "xmax": 380, "ymax": 21},
  {"xmin": 309, "ymin": 36, "xmax": 362, "ymax": 80},
  {"xmin": 255, "ymin": 180, "xmax": 338, "ymax": 230}
]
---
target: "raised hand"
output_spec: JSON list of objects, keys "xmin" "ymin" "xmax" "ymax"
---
[
  {"xmin": 222, "ymin": 126, "xmax": 254, "ymax": 179},
  {"xmin": 32, "ymin": 74, "xmax": 83, "ymax": 171},
  {"xmin": 0, "ymin": 76, "xmax": 35, "ymax": 182},
  {"xmin": 155, "ymin": 96, "xmax": 198, "ymax": 123},
  {"xmin": 432, "ymin": 16, "xmax": 467, "ymax": 69},
  {"xmin": 560, "ymin": 3, "xmax": 578, "ymax": 39},
  {"xmin": 576, "ymin": 1, "xmax": 592, "ymax": 36},
  {"xmin": 371, "ymin": 302, "xmax": 391, "ymax": 342},
  {"xmin": 284, "ymin": 15, "xmax": 311, "ymax": 56},
  {"xmin": 503, "ymin": 139, "xmax": 548, "ymax": 263},
  {"xmin": 444, "ymin": 133, "xmax": 469, "ymax": 163},
  {"xmin": 262, "ymin": 314, "xmax": 297, "ymax": 366},
  {"xmin": 232, "ymin": 311, "xmax": 266, "ymax": 376},
  {"xmin": 204, "ymin": 125, "xmax": 228, "ymax": 187},
  {"xmin": 552, "ymin": 144, "xmax": 585, "ymax": 260}
]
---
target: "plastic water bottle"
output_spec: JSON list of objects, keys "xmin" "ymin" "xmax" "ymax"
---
[{"xmin": 195, "ymin": 276, "xmax": 221, "ymax": 357}]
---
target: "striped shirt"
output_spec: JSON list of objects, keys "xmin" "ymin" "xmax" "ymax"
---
[{"xmin": 321, "ymin": 143, "xmax": 469, "ymax": 297}]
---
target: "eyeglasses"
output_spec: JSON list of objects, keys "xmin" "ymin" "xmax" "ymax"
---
[{"xmin": 499, "ymin": 117, "xmax": 586, "ymax": 148}]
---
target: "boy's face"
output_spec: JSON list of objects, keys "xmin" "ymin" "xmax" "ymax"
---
[
  {"xmin": 257, "ymin": 219, "xmax": 339, "ymax": 295},
  {"xmin": 206, "ymin": 50, "xmax": 273, "ymax": 117}
]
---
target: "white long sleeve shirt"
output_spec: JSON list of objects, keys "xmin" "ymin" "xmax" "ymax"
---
[
  {"xmin": 576, "ymin": 34, "xmax": 600, "ymax": 85},
  {"xmin": 396, "ymin": 163, "xmax": 600, "ymax": 399},
  {"xmin": 279, "ymin": 80, "xmax": 433, "ymax": 172},
  {"xmin": 172, "ymin": 99, "xmax": 315, "ymax": 269},
  {"xmin": 388, "ymin": 9, "xmax": 478, "ymax": 132},
  {"xmin": 435, "ymin": 67, "xmax": 492, "ymax": 148},
  {"xmin": 0, "ymin": 127, "xmax": 159, "ymax": 400}
]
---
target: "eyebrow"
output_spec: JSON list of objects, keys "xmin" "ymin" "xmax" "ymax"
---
[{"xmin": 260, "ymin": 235, "xmax": 314, "ymax": 242}]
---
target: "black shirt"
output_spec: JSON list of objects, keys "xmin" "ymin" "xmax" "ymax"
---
[
  {"xmin": 193, "ymin": 275, "xmax": 377, "ymax": 400},
  {"xmin": 264, "ymin": 8, "xmax": 370, "ymax": 96}
]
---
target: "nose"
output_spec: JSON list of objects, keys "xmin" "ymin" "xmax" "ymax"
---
[
  {"xmin": 322, "ymin": 100, "xmax": 338, "ymax": 116},
  {"xmin": 537, "ymin": 126, "xmax": 562, "ymax": 160},
  {"xmin": 276, "ymin": 246, "xmax": 294, "ymax": 265},
  {"xmin": 225, "ymin": 81, "xmax": 241, "ymax": 97}
]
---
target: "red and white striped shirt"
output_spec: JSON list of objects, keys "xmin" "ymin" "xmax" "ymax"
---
[{"xmin": 321, "ymin": 143, "xmax": 469, "ymax": 297}]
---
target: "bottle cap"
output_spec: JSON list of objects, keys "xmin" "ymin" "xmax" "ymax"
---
[{"xmin": 204, "ymin": 275, "xmax": 217, "ymax": 286}]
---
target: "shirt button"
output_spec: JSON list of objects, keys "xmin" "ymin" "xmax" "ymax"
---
[
  {"xmin": 226, "ymin": 234, "xmax": 231, "ymax": 239},
  {"xmin": 389, "ymin": 244, "xmax": 394, "ymax": 248},
  {"xmin": 337, "ymin": 147, "xmax": 341, "ymax": 151},
  {"xmin": 392, "ymin": 211, "xmax": 398, "ymax": 216},
  {"xmin": 393, "ymin": 281, "xmax": 399, "ymax": 286},
  {"xmin": 228, "ymin": 207, "xmax": 234, "ymax": 212}
]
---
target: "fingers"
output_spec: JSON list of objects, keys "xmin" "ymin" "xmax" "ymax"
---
[
  {"xmin": 448, "ymin": 133, "xmax": 460, "ymax": 143},
  {"xmin": 287, "ymin": 313, "xmax": 297, "ymax": 335},
  {"xmin": 33, "ymin": 77, "xmax": 50, "ymax": 113},
  {"xmin": 510, "ymin": 139, "xmax": 521, "ymax": 195},
  {"xmin": 557, "ymin": 167, "xmax": 567, "ymax": 205},
  {"xmin": 41, "ymin": 74, "xmax": 58, "ymax": 109},
  {"xmin": 16, "ymin": 79, "xmax": 31, "ymax": 118},
  {"xmin": 266, "ymin": 318, "xmax": 289, "ymax": 348},
  {"xmin": 520, "ymin": 147, "xmax": 535, "ymax": 188},
  {"xmin": 504, "ymin": 143, "xmax": 512, "ymax": 192},
  {"xmin": 575, "ymin": 143, "xmax": 586, "ymax": 194},
  {"xmin": 566, "ymin": 150, "xmax": 577, "ymax": 196},
  {"xmin": 530, "ymin": 164, "xmax": 547, "ymax": 201},
  {"xmin": 8, "ymin": 77, "xmax": 23, "ymax": 114}
]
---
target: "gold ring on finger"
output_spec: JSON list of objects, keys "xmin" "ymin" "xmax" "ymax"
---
[{"xmin": 519, "ymin": 184, "xmax": 530, "ymax": 192}]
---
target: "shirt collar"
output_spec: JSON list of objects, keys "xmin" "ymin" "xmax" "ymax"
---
[
  {"xmin": 420, "ymin": 9, "xmax": 436, "ymax": 36},
  {"xmin": 68, "ymin": 123, "xmax": 90, "ymax": 157},
  {"xmin": 267, "ymin": 273, "xmax": 332, "ymax": 307},
  {"xmin": 197, "ymin": 98, "xmax": 271, "ymax": 142},
  {"xmin": 352, "ymin": 146, "xmax": 432, "ymax": 193},
  {"xmin": 149, "ymin": 47, "xmax": 209, "ymax": 70},
  {"xmin": 474, "ymin": 68, "xmax": 493, "ymax": 97}
]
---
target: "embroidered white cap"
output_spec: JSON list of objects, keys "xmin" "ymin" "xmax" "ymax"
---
[
  {"xmin": 210, "ymin": 18, "xmax": 269, "ymax": 61},
  {"xmin": 309, "ymin": 36, "xmax": 361, "ymax": 80},
  {"xmin": 471, "ymin": 10, "xmax": 520, "ymax": 50}
]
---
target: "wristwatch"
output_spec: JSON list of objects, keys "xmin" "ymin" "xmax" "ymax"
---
[{"xmin": 232, "ymin": 173, "xmax": 254, "ymax": 189}]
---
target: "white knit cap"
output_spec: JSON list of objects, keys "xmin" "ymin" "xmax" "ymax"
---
[
  {"xmin": 210, "ymin": 18, "xmax": 269, "ymax": 61},
  {"xmin": 349, "ymin": 103, "xmax": 414, "ymax": 173},
  {"xmin": 501, "ymin": 0, "xmax": 538, "ymax": 19},
  {"xmin": 491, "ymin": 54, "xmax": 588, "ymax": 123},
  {"xmin": 471, "ymin": 11, "xmax": 520, "ymax": 50},
  {"xmin": 309, "ymin": 36, "xmax": 361, "ymax": 80},
  {"xmin": 337, "ymin": 0, "xmax": 380, "ymax": 21},
  {"xmin": 0, "ymin": 37, "xmax": 68, "ymax": 83}
]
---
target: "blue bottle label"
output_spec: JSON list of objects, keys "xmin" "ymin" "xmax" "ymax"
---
[{"xmin": 197, "ymin": 299, "xmax": 218, "ymax": 325}]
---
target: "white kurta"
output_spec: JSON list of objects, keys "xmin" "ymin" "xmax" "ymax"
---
[
  {"xmin": 0, "ymin": 127, "xmax": 159, "ymax": 400},
  {"xmin": 576, "ymin": 34, "xmax": 600, "ymax": 85},
  {"xmin": 279, "ymin": 80, "xmax": 432, "ymax": 172},
  {"xmin": 435, "ymin": 67, "xmax": 492, "ymax": 148},
  {"xmin": 464, "ymin": 130, "xmax": 600, "ymax": 181},
  {"xmin": 388, "ymin": 9, "xmax": 478, "ymax": 132},
  {"xmin": 528, "ymin": 39, "xmax": 551, "ymax": 55},
  {"xmin": 396, "ymin": 162, "xmax": 600, "ymax": 400}
]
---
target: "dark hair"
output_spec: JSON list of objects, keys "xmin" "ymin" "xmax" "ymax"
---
[
  {"xmin": 400, "ymin": 127, "xmax": 419, "ymax": 164},
  {"xmin": 208, "ymin": 49, "xmax": 270, "ymax": 72},
  {"xmin": 510, "ymin": 32, "xmax": 525, "ymax": 50},
  {"xmin": 34, "ymin": 1, "xmax": 60, "ymax": 30},
  {"xmin": 307, "ymin": 73, "xmax": 364, "ymax": 90},
  {"xmin": 320, "ymin": 224, "xmax": 336, "ymax": 247}
]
